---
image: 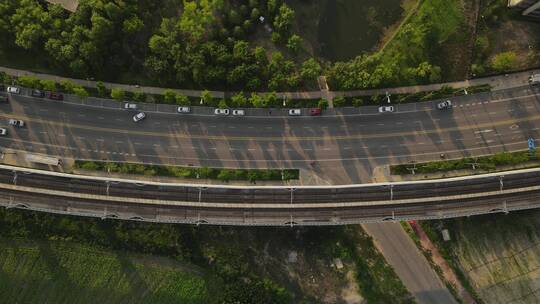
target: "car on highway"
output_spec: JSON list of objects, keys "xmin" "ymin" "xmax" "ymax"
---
[
  {"xmin": 133, "ymin": 112, "xmax": 146, "ymax": 122},
  {"xmin": 0, "ymin": 128, "xmax": 7, "ymax": 136},
  {"xmin": 124, "ymin": 103, "xmax": 138, "ymax": 110},
  {"xmin": 0, "ymin": 96, "xmax": 8, "ymax": 103},
  {"xmin": 31, "ymin": 89, "xmax": 45, "ymax": 98},
  {"xmin": 177, "ymin": 106, "xmax": 191, "ymax": 113},
  {"xmin": 214, "ymin": 108, "xmax": 230, "ymax": 115},
  {"xmin": 309, "ymin": 108, "xmax": 322, "ymax": 116},
  {"xmin": 288, "ymin": 109, "xmax": 302, "ymax": 116},
  {"xmin": 6, "ymin": 87, "xmax": 20, "ymax": 94},
  {"xmin": 378, "ymin": 106, "xmax": 394, "ymax": 113},
  {"xmin": 437, "ymin": 100, "xmax": 452, "ymax": 110},
  {"xmin": 48, "ymin": 92, "xmax": 64, "ymax": 100},
  {"xmin": 232, "ymin": 109, "xmax": 245, "ymax": 116},
  {"xmin": 8, "ymin": 119, "xmax": 25, "ymax": 128}
]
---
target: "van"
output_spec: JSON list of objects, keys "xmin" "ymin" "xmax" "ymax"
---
[{"xmin": 529, "ymin": 74, "xmax": 540, "ymax": 86}]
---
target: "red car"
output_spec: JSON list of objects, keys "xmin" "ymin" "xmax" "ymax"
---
[
  {"xmin": 309, "ymin": 108, "xmax": 322, "ymax": 116},
  {"xmin": 48, "ymin": 92, "xmax": 64, "ymax": 100}
]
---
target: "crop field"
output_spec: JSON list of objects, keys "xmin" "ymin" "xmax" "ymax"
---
[
  {"xmin": 423, "ymin": 210, "xmax": 540, "ymax": 304},
  {"xmin": 0, "ymin": 239, "xmax": 215, "ymax": 304}
]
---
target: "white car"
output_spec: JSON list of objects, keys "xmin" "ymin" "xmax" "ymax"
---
[
  {"xmin": 124, "ymin": 103, "xmax": 138, "ymax": 110},
  {"xmin": 7, "ymin": 87, "xmax": 20, "ymax": 94},
  {"xmin": 8, "ymin": 119, "xmax": 24, "ymax": 128},
  {"xmin": 214, "ymin": 108, "xmax": 230, "ymax": 115},
  {"xmin": 288, "ymin": 109, "xmax": 302, "ymax": 116},
  {"xmin": 133, "ymin": 112, "xmax": 146, "ymax": 122},
  {"xmin": 0, "ymin": 128, "xmax": 7, "ymax": 136},
  {"xmin": 378, "ymin": 106, "xmax": 394, "ymax": 113},
  {"xmin": 437, "ymin": 100, "xmax": 452, "ymax": 110},
  {"xmin": 232, "ymin": 109, "xmax": 245, "ymax": 116},
  {"xmin": 177, "ymin": 106, "xmax": 191, "ymax": 113}
]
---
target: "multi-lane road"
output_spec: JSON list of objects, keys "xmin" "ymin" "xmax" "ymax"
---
[{"xmin": 1, "ymin": 85, "xmax": 540, "ymax": 184}]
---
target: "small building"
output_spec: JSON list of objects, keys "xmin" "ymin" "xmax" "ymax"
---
[
  {"xmin": 441, "ymin": 229, "xmax": 451, "ymax": 242},
  {"xmin": 45, "ymin": 0, "xmax": 79, "ymax": 13},
  {"xmin": 509, "ymin": 0, "xmax": 540, "ymax": 18}
]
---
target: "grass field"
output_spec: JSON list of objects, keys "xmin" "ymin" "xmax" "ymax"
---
[
  {"xmin": 422, "ymin": 210, "xmax": 540, "ymax": 304},
  {"xmin": 0, "ymin": 239, "xmax": 217, "ymax": 304}
]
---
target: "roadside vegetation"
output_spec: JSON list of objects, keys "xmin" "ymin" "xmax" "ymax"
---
[
  {"xmin": 0, "ymin": 208, "xmax": 413, "ymax": 303},
  {"xmin": 391, "ymin": 150, "xmax": 538, "ymax": 175},
  {"xmin": 74, "ymin": 160, "xmax": 299, "ymax": 182}
]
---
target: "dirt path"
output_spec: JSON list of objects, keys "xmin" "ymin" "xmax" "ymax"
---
[{"xmin": 409, "ymin": 221, "xmax": 477, "ymax": 304}]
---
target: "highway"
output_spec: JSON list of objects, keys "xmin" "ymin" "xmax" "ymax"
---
[{"xmin": 1, "ymin": 85, "xmax": 540, "ymax": 184}]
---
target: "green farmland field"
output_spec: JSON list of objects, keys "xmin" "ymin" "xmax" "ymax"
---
[{"xmin": 0, "ymin": 239, "xmax": 217, "ymax": 304}]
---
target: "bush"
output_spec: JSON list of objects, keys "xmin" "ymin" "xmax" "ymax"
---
[
  {"xmin": 60, "ymin": 80, "xmax": 76, "ymax": 93},
  {"xmin": 40, "ymin": 80, "xmax": 57, "ymax": 92},
  {"xmin": 111, "ymin": 88, "xmax": 125, "ymax": 101},
  {"xmin": 73, "ymin": 87, "xmax": 89, "ymax": 99},
  {"xmin": 163, "ymin": 89, "xmax": 176, "ymax": 104},
  {"xmin": 201, "ymin": 90, "xmax": 212, "ymax": 105},
  {"xmin": 96, "ymin": 81, "xmax": 108, "ymax": 97},
  {"xmin": 218, "ymin": 99, "xmax": 228, "ymax": 109},
  {"xmin": 333, "ymin": 96, "xmax": 346, "ymax": 107},
  {"xmin": 318, "ymin": 99, "xmax": 328, "ymax": 110},
  {"xmin": 133, "ymin": 91, "xmax": 146, "ymax": 103},
  {"xmin": 490, "ymin": 51, "xmax": 517, "ymax": 72},
  {"xmin": 17, "ymin": 76, "xmax": 40, "ymax": 89},
  {"xmin": 175, "ymin": 94, "xmax": 190, "ymax": 106}
]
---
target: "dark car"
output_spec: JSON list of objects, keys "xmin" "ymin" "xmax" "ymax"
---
[
  {"xmin": 31, "ymin": 89, "xmax": 45, "ymax": 98},
  {"xmin": 0, "ymin": 95, "xmax": 7, "ymax": 103},
  {"xmin": 309, "ymin": 108, "xmax": 322, "ymax": 116},
  {"xmin": 0, "ymin": 85, "xmax": 5, "ymax": 91},
  {"xmin": 48, "ymin": 92, "xmax": 64, "ymax": 100}
]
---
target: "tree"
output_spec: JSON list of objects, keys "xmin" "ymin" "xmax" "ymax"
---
[
  {"xmin": 111, "ymin": 88, "xmax": 125, "ymax": 101},
  {"xmin": 318, "ymin": 99, "xmax": 328, "ymax": 110},
  {"xmin": 96, "ymin": 81, "xmax": 107, "ymax": 97},
  {"xmin": 286, "ymin": 35, "xmax": 301, "ymax": 53},
  {"xmin": 491, "ymin": 51, "xmax": 517, "ymax": 72},
  {"xmin": 163, "ymin": 89, "xmax": 177, "ymax": 103},
  {"xmin": 333, "ymin": 96, "xmax": 346, "ymax": 107},
  {"xmin": 273, "ymin": 4, "xmax": 294, "ymax": 37},
  {"xmin": 300, "ymin": 58, "xmax": 321, "ymax": 82},
  {"xmin": 122, "ymin": 16, "xmax": 144, "ymax": 34}
]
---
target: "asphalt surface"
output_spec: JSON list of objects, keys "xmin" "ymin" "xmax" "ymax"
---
[
  {"xmin": 363, "ymin": 223, "xmax": 458, "ymax": 304},
  {"xmin": 1, "ymin": 85, "xmax": 540, "ymax": 184}
]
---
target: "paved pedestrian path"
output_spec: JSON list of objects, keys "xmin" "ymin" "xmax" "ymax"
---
[{"xmin": 1, "ymin": 65, "xmax": 538, "ymax": 101}]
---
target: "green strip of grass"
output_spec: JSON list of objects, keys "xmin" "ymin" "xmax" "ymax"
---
[
  {"xmin": 391, "ymin": 150, "xmax": 537, "ymax": 175},
  {"xmin": 0, "ymin": 238, "xmax": 215, "ymax": 304},
  {"xmin": 73, "ymin": 160, "xmax": 299, "ymax": 182}
]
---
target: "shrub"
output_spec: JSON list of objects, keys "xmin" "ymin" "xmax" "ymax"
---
[
  {"xmin": 60, "ymin": 80, "xmax": 76, "ymax": 93},
  {"xmin": 163, "ymin": 89, "xmax": 176, "ymax": 104},
  {"xmin": 175, "ymin": 94, "xmax": 190, "ymax": 106},
  {"xmin": 318, "ymin": 99, "xmax": 328, "ymax": 110},
  {"xmin": 96, "ymin": 81, "xmax": 108, "ymax": 97},
  {"xmin": 17, "ymin": 76, "xmax": 40, "ymax": 89},
  {"xmin": 73, "ymin": 87, "xmax": 89, "ymax": 99},
  {"xmin": 490, "ymin": 51, "xmax": 517, "ymax": 72},
  {"xmin": 40, "ymin": 80, "xmax": 57, "ymax": 92},
  {"xmin": 218, "ymin": 99, "xmax": 228, "ymax": 109},
  {"xmin": 333, "ymin": 96, "xmax": 346, "ymax": 107},
  {"xmin": 111, "ymin": 88, "xmax": 125, "ymax": 101},
  {"xmin": 133, "ymin": 91, "xmax": 146, "ymax": 103}
]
